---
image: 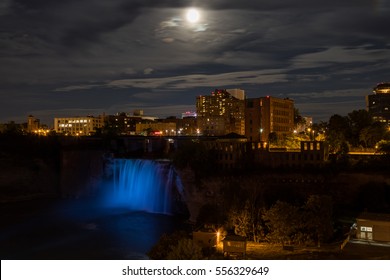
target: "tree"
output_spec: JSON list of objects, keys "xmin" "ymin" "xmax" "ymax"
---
[
  {"xmin": 228, "ymin": 200, "xmax": 264, "ymax": 242},
  {"xmin": 347, "ymin": 109, "xmax": 373, "ymax": 146},
  {"xmin": 262, "ymin": 201, "xmax": 301, "ymax": 245},
  {"xmin": 147, "ymin": 231, "xmax": 188, "ymax": 259},
  {"xmin": 327, "ymin": 114, "xmax": 351, "ymax": 153},
  {"xmin": 166, "ymin": 238, "xmax": 204, "ymax": 260},
  {"xmin": 359, "ymin": 122, "xmax": 388, "ymax": 148},
  {"xmin": 268, "ymin": 132, "xmax": 278, "ymax": 146},
  {"xmin": 2, "ymin": 121, "xmax": 24, "ymax": 135},
  {"xmin": 294, "ymin": 107, "xmax": 306, "ymax": 127},
  {"xmin": 304, "ymin": 195, "xmax": 333, "ymax": 247}
]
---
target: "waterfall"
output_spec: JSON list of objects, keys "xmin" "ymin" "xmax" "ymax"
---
[{"xmin": 105, "ymin": 159, "xmax": 182, "ymax": 214}]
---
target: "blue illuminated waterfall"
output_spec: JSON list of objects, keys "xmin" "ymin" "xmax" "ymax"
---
[{"xmin": 105, "ymin": 159, "xmax": 183, "ymax": 214}]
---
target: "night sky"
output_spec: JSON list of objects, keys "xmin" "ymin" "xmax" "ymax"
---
[{"xmin": 1, "ymin": 0, "xmax": 390, "ymax": 126}]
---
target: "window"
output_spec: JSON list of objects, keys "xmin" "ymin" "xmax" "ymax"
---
[{"xmin": 360, "ymin": 226, "xmax": 372, "ymax": 232}]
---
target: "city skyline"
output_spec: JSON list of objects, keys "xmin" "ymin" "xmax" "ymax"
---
[{"xmin": 1, "ymin": 1, "xmax": 390, "ymax": 125}]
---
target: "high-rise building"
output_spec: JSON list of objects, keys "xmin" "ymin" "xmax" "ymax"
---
[
  {"xmin": 226, "ymin": 88, "xmax": 246, "ymax": 100},
  {"xmin": 245, "ymin": 96, "xmax": 294, "ymax": 142},
  {"xmin": 196, "ymin": 89, "xmax": 245, "ymax": 136},
  {"xmin": 366, "ymin": 82, "xmax": 390, "ymax": 124}
]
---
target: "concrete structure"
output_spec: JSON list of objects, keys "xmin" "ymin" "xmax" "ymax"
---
[
  {"xmin": 245, "ymin": 96, "xmax": 294, "ymax": 142},
  {"xmin": 356, "ymin": 212, "xmax": 390, "ymax": 242},
  {"xmin": 251, "ymin": 141, "xmax": 329, "ymax": 168},
  {"xmin": 203, "ymin": 133, "xmax": 248, "ymax": 170},
  {"xmin": 202, "ymin": 136, "xmax": 328, "ymax": 170},
  {"xmin": 54, "ymin": 116, "xmax": 104, "ymax": 136},
  {"xmin": 366, "ymin": 82, "xmax": 390, "ymax": 124},
  {"xmin": 196, "ymin": 89, "xmax": 245, "ymax": 136}
]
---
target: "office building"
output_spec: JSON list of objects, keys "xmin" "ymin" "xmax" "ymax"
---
[
  {"xmin": 54, "ymin": 115, "xmax": 104, "ymax": 136},
  {"xmin": 366, "ymin": 82, "xmax": 390, "ymax": 124},
  {"xmin": 245, "ymin": 96, "xmax": 294, "ymax": 142}
]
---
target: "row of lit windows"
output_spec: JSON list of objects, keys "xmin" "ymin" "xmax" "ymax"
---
[{"xmin": 59, "ymin": 123, "xmax": 89, "ymax": 128}]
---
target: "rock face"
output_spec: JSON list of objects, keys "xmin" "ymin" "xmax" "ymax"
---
[
  {"xmin": 60, "ymin": 149, "xmax": 106, "ymax": 198},
  {"xmin": 0, "ymin": 157, "xmax": 59, "ymax": 202}
]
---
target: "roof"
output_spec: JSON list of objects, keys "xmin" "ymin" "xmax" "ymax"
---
[
  {"xmin": 223, "ymin": 235, "xmax": 247, "ymax": 242},
  {"xmin": 357, "ymin": 212, "xmax": 390, "ymax": 222}
]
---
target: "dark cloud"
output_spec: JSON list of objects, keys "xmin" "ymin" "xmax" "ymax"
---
[{"xmin": 1, "ymin": 0, "xmax": 390, "ymax": 125}]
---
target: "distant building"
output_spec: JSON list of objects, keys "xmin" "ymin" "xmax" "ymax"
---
[
  {"xmin": 54, "ymin": 115, "xmax": 104, "ymax": 136},
  {"xmin": 103, "ymin": 110, "xmax": 160, "ymax": 135},
  {"xmin": 176, "ymin": 116, "xmax": 198, "ymax": 136},
  {"xmin": 27, "ymin": 115, "xmax": 40, "ymax": 133},
  {"xmin": 105, "ymin": 112, "xmax": 142, "ymax": 135},
  {"xmin": 136, "ymin": 122, "xmax": 177, "ymax": 136},
  {"xmin": 245, "ymin": 96, "xmax": 294, "ymax": 142},
  {"xmin": 181, "ymin": 111, "xmax": 197, "ymax": 118},
  {"xmin": 366, "ymin": 82, "xmax": 390, "ymax": 124},
  {"xmin": 196, "ymin": 89, "xmax": 245, "ymax": 136}
]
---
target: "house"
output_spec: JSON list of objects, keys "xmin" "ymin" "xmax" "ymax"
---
[
  {"xmin": 356, "ymin": 212, "xmax": 390, "ymax": 242},
  {"xmin": 222, "ymin": 235, "xmax": 247, "ymax": 258}
]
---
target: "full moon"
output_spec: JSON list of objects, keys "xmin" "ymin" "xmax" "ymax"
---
[{"xmin": 186, "ymin": 8, "xmax": 200, "ymax": 23}]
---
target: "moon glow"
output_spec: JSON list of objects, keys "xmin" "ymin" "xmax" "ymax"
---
[{"xmin": 186, "ymin": 8, "xmax": 200, "ymax": 23}]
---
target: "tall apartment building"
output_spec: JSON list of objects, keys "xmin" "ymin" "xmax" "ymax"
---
[
  {"xmin": 54, "ymin": 115, "xmax": 104, "ymax": 136},
  {"xmin": 196, "ymin": 89, "xmax": 245, "ymax": 136},
  {"xmin": 366, "ymin": 82, "xmax": 390, "ymax": 124},
  {"xmin": 245, "ymin": 96, "xmax": 294, "ymax": 142}
]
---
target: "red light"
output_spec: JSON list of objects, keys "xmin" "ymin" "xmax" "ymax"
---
[{"xmin": 151, "ymin": 131, "xmax": 162, "ymax": 136}]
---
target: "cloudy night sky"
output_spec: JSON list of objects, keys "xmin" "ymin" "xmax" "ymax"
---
[{"xmin": 1, "ymin": 0, "xmax": 390, "ymax": 126}]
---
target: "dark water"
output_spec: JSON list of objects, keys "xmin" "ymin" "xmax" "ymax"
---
[{"xmin": 0, "ymin": 198, "xmax": 182, "ymax": 260}]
